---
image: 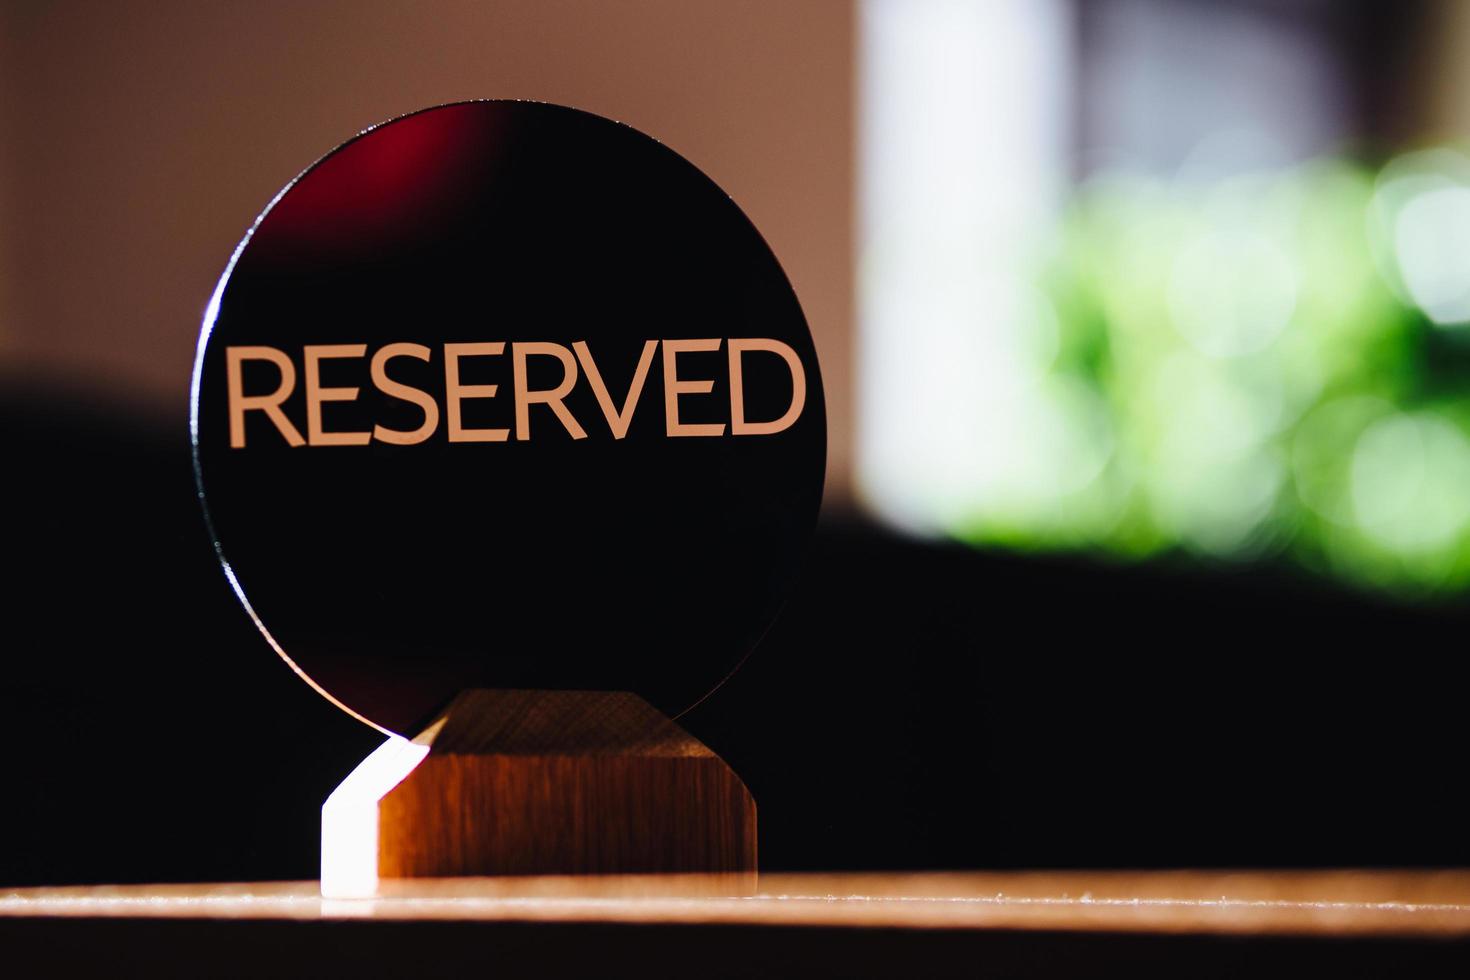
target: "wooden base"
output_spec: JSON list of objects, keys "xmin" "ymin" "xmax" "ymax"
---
[{"xmin": 322, "ymin": 690, "xmax": 755, "ymax": 895}]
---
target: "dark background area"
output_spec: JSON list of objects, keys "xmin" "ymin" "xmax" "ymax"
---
[{"xmin": 5, "ymin": 386, "xmax": 1466, "ymax": 887}]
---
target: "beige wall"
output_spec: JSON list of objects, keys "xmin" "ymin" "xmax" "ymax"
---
[
  {"xmin": 1421, "ymin": 0, "xmax": 1470, "ymax": 145},
  {"xmin": 0, "ymin": 0, "xmax": 854, "ymax": 499}
]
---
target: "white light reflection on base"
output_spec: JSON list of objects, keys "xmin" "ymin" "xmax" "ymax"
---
[{"xmin": 320, "ymin": 735, "xmax": 429, "ymax": 899}]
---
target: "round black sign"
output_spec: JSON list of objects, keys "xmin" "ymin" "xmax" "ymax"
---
[{"xmin": 191, "ymin": 101, "xmax": 825, "ymax": 736}]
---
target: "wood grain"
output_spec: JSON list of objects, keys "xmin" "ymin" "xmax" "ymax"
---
[
  {"xmin": 5, "ymin": 871, "xmax": 1470, "ymax": 935},
  {"xmin": 376, "ymin": 690, "xmax": 756, "ymax": 880},
  {"xmin": 6, "ymin": 873, "xmax": 1470, "ymax": 979}
]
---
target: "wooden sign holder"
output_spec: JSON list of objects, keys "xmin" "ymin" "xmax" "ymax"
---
[{"xmin": 322, "ymin": 690, "xmax": 756, "ymax": 896}]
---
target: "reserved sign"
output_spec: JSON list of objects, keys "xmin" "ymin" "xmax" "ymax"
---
[{"xmin": 191, "ymin": 101, "xmax": 825, "ymax": 735}]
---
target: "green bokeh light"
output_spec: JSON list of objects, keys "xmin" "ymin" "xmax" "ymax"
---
[{"xmin": 955, "ymin": 151, "xmax": 1470, "ymax": 595}]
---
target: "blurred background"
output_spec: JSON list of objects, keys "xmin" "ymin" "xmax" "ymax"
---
[{"xmin": 4, "ymin": 0, "xmax": 1470, "ymax": 886}]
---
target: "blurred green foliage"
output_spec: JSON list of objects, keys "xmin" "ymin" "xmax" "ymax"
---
[{"xmin": 957, "ymin": 151, "xmax": 1470, "ymax": 595}]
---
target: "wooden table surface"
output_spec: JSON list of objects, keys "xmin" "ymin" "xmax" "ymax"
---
[{"xmin": 4, "ymin": 871, "xmax": 1469, "ymax": 977}]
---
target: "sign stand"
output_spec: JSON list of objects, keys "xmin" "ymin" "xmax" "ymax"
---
[{"xmin": 322, "ymin": 690, "xmax": 756, "ymax": 897}]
